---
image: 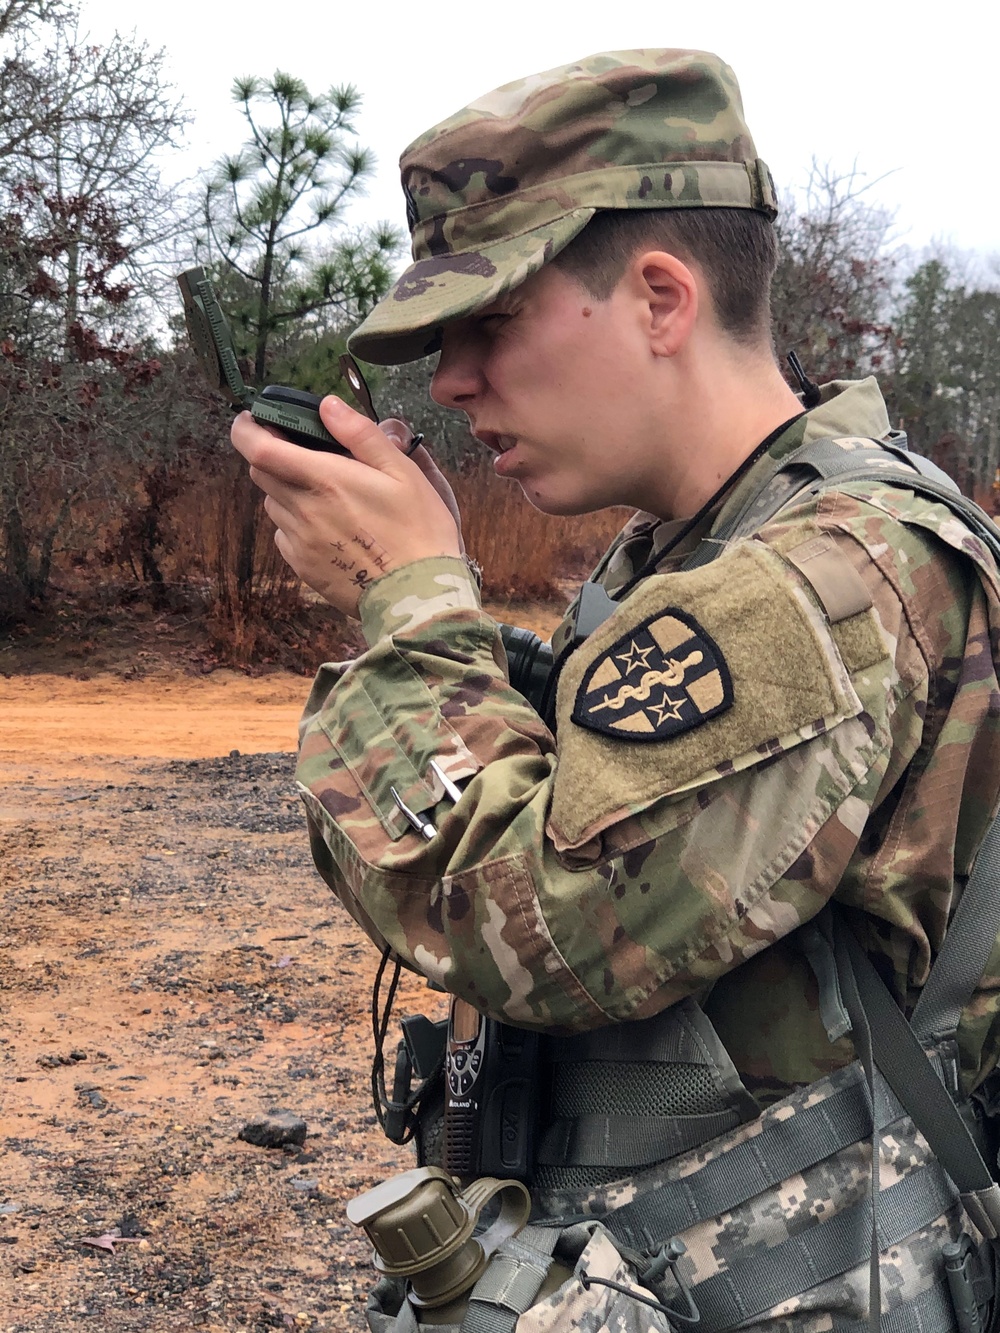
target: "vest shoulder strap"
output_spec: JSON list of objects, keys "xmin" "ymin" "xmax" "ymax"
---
[{"xmin": 684, "ymin": 434, "xmax": 1000, "ymax": 572}]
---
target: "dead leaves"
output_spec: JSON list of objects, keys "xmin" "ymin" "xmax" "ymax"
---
[{"xmin": 79, "ymin": 1233, "xmax": 144, "ymax": 1254}]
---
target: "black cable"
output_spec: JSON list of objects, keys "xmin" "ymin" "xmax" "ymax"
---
[
  {"xmin": 612, "ymin": 412, "xmax": 804, "ymax": 603},
  {"xmin": 370, "ymin": 944, "xmax": 403, "ymax": 1134},
  {"xmin": 369, "ymin": 945, "xmax": 447, "ymax": 1144},
  {"xmin": 578, "ymin": 1268, "xmax": 700, "ymax": 1324}
]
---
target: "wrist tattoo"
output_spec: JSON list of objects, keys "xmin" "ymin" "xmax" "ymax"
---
[
  {"xmin": 326, "ymin": 532, "xmax": 390, "ymax": 590},
  {"xmin": 355, "ymin": 531, "xmax": 390, "ymax": 574}
]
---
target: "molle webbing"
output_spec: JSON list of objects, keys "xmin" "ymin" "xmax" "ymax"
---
[
  {"xmin": 596, "ymin": 1062, "xmax": 894, "ymax": 1241},
  {"xmin": 635, "ymin": 1156, "xmax": 954, "ymax": 1332},
  {"xmin": 828, "ymin": 1283, "xmax": 973, "ymax": 1333},
  {"xmin": 593, "ymin": 1062, "xmax": 966, "ymax": 1333}
]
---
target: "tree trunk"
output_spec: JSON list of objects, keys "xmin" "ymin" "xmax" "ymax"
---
[
  {"xmin": 1, "ymin": 491, "xmax": 68, "ymax": 600},
  {"xmin": 35, "ymin": 493, "xmax": 70, "ymax": 595},
  {"xmin": 233, "ymin": 468, "xmax": 260, "ymax": 613},
  {"xmin": 3, "ymin": 499, "xmax": 33, "ymax": 595}
]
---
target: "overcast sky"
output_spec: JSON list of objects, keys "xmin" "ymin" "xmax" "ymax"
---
[{"xmin": 81, "ymin": 0, "xmax": 999, "ymax": 264}]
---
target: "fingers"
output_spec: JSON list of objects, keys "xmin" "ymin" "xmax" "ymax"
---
[
  {"xmin": 248, "ymin": 467, "xmax": 313, "ymax": 521},
  {"xmin": 231, "ymin": 411, "xmax": 336, "ymax": 489},
  {"xmin": 261, "ymin": 492, "xmax": 296, "ymax": 533},
  {"xmin": 406, "ymin": 441, "xmax": 443, "ymax": 484},
  {"xmin": 379, "ymin": 418, "xmax": 412, "ymax": 450},
  {"xmin": 319, "ymin": 397, "xmax": 410, "ymax": 475},
  {"xmin": 378, "ymin": 418, "xmax": 443, "ymax": 483},
  {"xmin": 233, "ymin": 400, "xmax": 428, "ymax": 494},
  {"xmin": 384, "ymin": 436, "xmax": 463, "ymax": 541},
  {"xmin": 379, "ymin": 418, "xmax": 444, "ymax": 491}
]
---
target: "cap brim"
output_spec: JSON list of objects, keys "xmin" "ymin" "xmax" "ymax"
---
[{"xmin": 348, "ymin": 208, "xmax": 596, "ymax": 366}]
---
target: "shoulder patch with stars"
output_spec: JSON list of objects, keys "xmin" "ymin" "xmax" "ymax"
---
[
  {"xmin": 572, "ymin": 609, "xmax": 733, "ymax": 741},
  {"xmin": 548, "ymin": 540, "xmax": 871, "ymax": 854}
]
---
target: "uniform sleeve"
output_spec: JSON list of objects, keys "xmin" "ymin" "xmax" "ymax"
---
[{"xmin": 295, "ymin": 521, "xmax": 933, "ymax": 1034}]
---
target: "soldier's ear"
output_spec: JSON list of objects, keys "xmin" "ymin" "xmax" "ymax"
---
[{"xmin": 628, "ymin": 249, "xmax": 699, "ymax": 358}]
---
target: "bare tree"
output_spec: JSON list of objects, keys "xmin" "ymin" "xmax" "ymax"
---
[
  {"xmin": 3, "ymin": 23, "xmax": 186, "ymax": 353},
  {"xmin": 771, "ymin": 162, "xmax": 898, "ymax": 384},
  {"xmin": 0, "ymin": 3, "xmax": 187, "ymax": 607},
  {"xmin": 0, "ymin": 0, "xmax": 73, "ymax": 167}
]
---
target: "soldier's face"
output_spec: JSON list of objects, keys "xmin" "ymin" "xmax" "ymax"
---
[{"xmin": 430, "ymin": 264, "xmax": 663, "ymax": 515}]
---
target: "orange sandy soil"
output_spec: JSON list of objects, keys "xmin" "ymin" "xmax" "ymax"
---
[{"xmin": 0, "ymin": 601, "xmax": 564, "ymax": 1332}]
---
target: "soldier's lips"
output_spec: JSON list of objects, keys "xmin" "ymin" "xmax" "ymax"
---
[
  {"xmin": 493, "ymin": 445, "xmax": 521, "ymax": 477},
  {"xmin": 475, "ymin": 430, "xmax": 513, "ymax": 454},
  {"xmin": 476, "ymin": 431, "xmax": 521, "ymax": 476}
]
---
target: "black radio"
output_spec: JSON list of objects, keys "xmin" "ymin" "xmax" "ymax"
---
[{"xmin": 444, "ymin": 998, "xmax": 539, "ymax": 1182}]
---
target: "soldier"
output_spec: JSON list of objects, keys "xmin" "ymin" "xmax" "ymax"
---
[{"xmin": 231, "ymin": 51, "xmax": 1000, "ymax": 1333}]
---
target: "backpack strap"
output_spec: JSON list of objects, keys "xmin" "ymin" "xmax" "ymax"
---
[
  {"xmin": 834, "ymin": 912, "xmax": 1000, "ymax": 1238},
  {"xmin": 682, "ymin": 433, "xmax": 1000, "ymax": 1327},
  {"xmin": 911, "ymin": 812, "xmax": 1000, "ymax": 1050}
]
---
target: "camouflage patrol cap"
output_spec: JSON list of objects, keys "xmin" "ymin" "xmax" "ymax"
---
[{"xmin": 349, "ymin": 49, "xmax": 776, "ymax": 365}]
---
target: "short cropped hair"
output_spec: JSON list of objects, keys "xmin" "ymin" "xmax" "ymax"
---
[{"xmin": 553, "ymin": 207, "xmax": 777, "ymax": 346}]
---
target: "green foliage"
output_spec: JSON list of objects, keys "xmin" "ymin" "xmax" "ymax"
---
[
  {"xmin": 193, "ymin": 67, "xmax": 403, "ymax": 627},
  {"xmin": 198, "ymin": 69, "xmax": 401, "ymax": 385},
  {"xmin": 890, "ymin": 260, "xmax": 1000, "ymax": 491}
]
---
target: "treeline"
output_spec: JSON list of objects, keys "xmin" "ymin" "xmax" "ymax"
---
[
  {"xmin": 0, "ymin": 0, "xmax": 399, "ymax": 659},
  {"xmin": 771, "ymin": 168, "xmax": 1000, "ymax": 498},
  {"xmin": 1, "ymin": 0, "xmax": 998, "ymax": 663}
]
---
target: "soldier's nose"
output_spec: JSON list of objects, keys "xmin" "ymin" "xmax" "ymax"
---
[{"xmin": 430, "ymin": 329, "xmax": 483, "ymax": 410}]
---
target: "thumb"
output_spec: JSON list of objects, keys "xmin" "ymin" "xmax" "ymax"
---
[
  {"xmin": 319, "ymin": 395, "xmax": 406, "ymax": 473},
  {"xmin": 379, "ymin": 417, "xmax": 417, "ymax": 452},
  {"xmin": 380, "ymin": 419, "xmax": 446, "ymax": 489}
]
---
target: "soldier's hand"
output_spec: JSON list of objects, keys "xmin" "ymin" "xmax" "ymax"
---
[
  {"xmin": 378, "ymin": 418, "xmax": 466, "ymax": 554},
  {"xmin": 231, "ymin": 395, "xmax": 463, "ymax": 618}
]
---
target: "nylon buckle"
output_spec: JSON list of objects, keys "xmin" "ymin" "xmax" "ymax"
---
[
  {"xmin": 640, "ymin": 1238, "xmax": 701, "ymax": 1325},
  {"xmin": 579, "ymin": 1235, "xmax": 702, "ymax": 1324}
]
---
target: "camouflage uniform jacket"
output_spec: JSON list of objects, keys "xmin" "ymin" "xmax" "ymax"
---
[{"xmin": 296, "ymin": 376, "xmax": 1000, "ymax": 1107}]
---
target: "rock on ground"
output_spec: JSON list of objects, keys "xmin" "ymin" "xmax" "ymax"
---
[{"xmin": 238, "ymin": 1112, "xmax": 308, "ymax": 1150}]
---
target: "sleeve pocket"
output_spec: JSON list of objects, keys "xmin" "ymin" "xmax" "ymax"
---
[{"xmin": 548, "ymin": 540, "xmax": 870, "ymax": 853}]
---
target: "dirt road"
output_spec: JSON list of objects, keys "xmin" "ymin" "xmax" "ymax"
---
[
  {"xmin": 1, "ymin": 671, "xmax": 446, "ymax": 1333},
  {"xmin": 0, "ymin": 590, "xmax": 571, "ymax": 1332},
  {"xmin": 0, "ymin": 672, "xmax": 308, "ymax": 766}
]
